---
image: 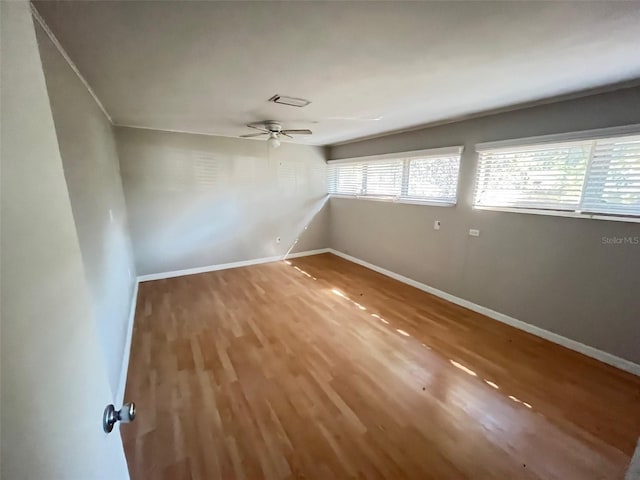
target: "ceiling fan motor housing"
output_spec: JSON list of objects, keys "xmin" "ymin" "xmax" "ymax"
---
[{"xmin": 264, "ymin": 121, "xmax": 282, "ymax": 133}]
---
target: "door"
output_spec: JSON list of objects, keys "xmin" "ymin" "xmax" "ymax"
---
[{"xmin": 0, "ymin": 2, "xmax": 130, "ymax": 478}]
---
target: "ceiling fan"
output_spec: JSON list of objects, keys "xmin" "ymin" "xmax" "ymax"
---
[{"xmin": 240, "ymin": 120, "xmax": 312, "ymax": 148}]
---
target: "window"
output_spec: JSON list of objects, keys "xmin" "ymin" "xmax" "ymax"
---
[
  {"xmin": 328, "ymin": 147, "xmax": 462, "ymax": 205},
  {"xmin": 474, "ymin": 132, "xmax": 640, "ymax": 218},
  {"xmin": 582, "ymin": 136, "xmax": 640, "ymax": 216}
]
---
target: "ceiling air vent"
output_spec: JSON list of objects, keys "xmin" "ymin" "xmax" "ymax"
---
[{"xmin": 268, "ymin": 94, "xmax": 311, "ymax": 108}]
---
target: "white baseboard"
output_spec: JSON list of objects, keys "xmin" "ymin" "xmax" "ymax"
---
[
  {"xmin": 286, "ymin": 248, "xmax": 331, "ymax": 259},
  {"xmin": 327, "ymin": 249, "xmax": 640, "ymax": 377},
  {"xmin": 116, "ymin": 280, "xmax": 139, "ymax": 405},
  {"xmin": 137, "ymin": 248, "xmax": 331, "ymax": 282}
]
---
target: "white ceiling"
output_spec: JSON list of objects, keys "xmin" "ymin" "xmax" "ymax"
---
[{"xmin": 34, "ymin": 1, "xmax": 640, "ymax": 146}]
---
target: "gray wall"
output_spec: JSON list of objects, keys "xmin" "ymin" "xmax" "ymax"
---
[
  {"xmin": 116, "ymin": 127, "xmax": 329, "ymax": 276},
  {"xmin": 36, "ymin": 24, "xmax": 137, "ymax": 395},
  {"xmin": 329, "ymin": 87, "xmax": 640, "ymax": 364},
  {"xmin": 1, "ymin": 3, "xmax": 129, "ymax": 477},
  {"xmin": 628, "ymin": 437, "xmax": 640, "ymax": 480}
]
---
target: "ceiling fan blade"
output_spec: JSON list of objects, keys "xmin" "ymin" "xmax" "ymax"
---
[
  {"xmin": 246, "ymin": 124, "xmax": 269, "ymax": 133},
  {"xmin": 240, "ymin": 132, "xmax": 268, "ymax": 138},
  {"xmin": 281, "ymin": 132, "xmax": 293, "ymax": 139},
  {"xmin": 281, "ymin": 129, "xmax": 312, "ymax": 135}
]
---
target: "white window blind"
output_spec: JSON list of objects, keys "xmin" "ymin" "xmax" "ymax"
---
[
  {"xmin": 328, "ymin": 147, "xmax": 462, "ymax": 205},
  {"xmin": 364, "ymin": 160, "xmax": 403, "ymax": 197},
  {"xmin": 474, "ymin": 133, "xmax": 640, "ymax": 218},
  {"xmin": 582, "ymin": 136, "xmax": 640, "ymax": 216}
]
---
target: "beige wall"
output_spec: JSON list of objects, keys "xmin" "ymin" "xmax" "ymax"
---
[
  {"xmin": 116, "ymin": 127, "xmax": 329, "ymax": 276},
  {"xmin": 329, "ymin": 87, "xmax": 640, "ymax": 364},
  {"xmin": 35, "ymin": 23, "xmax": 137, "ymax": 395},
  {"xmin": 0, "ymin": 3, "xmax": 129, "ymax": 477}
]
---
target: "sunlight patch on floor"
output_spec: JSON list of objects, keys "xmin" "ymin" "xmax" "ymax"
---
[
  {"xmin": 293, "ymin": 265, "xmax": 317, "ymax": 280},
  {"xmin": 449, "ymin": 359, "xmax": 477, "ymax": 377},
  {"xmin": 371, "ymin": 313, "xmax": 389, "ymax": 324}
]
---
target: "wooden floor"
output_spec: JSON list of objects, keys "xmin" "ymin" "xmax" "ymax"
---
[{"xmin": 122, "ymin": 253, "xmax": 640, "ymax": 479}]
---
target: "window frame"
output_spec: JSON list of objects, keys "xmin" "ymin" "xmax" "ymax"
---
[
  {"xmin": 473, "ymin": 124, "xmax": 640, "ymax": 223},
  {"xmin": 328, "ymin": 146, "xmax": 464, "ymax": 207}
]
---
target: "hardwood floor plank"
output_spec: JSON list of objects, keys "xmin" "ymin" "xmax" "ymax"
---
[{"xmin": 122, "ymin": 253, "xmax": 640, "ymax": 479}]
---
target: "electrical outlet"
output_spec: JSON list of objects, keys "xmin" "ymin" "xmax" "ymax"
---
[
  {"xmin": 469, "ymin": 229, "xmax": 480, "ymax": 237},
  {"xmin": 434, "ymin": 220, "xmax": 441, "ymax": 230}
]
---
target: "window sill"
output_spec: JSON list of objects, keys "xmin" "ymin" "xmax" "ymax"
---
[
  {"xmin": 473, "ymin": 205, "xmax": 640, "ymax": 223},
  {"xmin": 330, "ymin": 194, "xmax": 456, "ymax": 207}
]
